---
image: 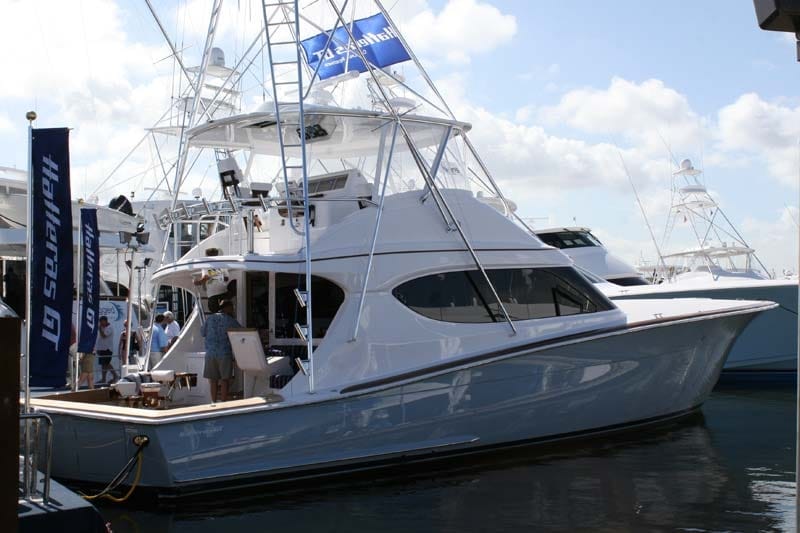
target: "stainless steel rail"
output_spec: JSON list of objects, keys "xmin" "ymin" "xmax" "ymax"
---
[{"xmin": 20, "ymin": 412, "xmax": 54, "ymax": 504}]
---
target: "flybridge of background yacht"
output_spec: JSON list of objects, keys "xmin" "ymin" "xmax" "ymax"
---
[{"xmin": 28, "ymin": 0, "xmax": 776, "ymax": 496}]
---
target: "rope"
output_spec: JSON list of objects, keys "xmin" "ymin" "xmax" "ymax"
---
[
  {"xmin": 95, "ymin": 452, "xmax": 144, "ymax": 504},
  {"xmin": 80, "ymin": 436, "xmax": 149, "ymax": 503}
]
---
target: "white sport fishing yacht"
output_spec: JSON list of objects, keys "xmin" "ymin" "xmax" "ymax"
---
[
  {"xmin": 535, "ymin": 227, "xmax": 649, "ymax": 286},
  {"xmin": 547, "ymin": 160, "xmax": 797, "ymax": 373},
  {"xmin": 29, "ymin": 1, "xmax": 773, "ymax": 496}
]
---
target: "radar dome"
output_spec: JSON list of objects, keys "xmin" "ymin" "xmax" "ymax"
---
[{"xmin": 210, "ymin": 47, "xmax": 225, "ymax": 68}]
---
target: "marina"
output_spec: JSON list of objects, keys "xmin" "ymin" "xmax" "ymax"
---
[{"xmin": 5, "ymin": 0, "xmax": 800, "ymax": 530}]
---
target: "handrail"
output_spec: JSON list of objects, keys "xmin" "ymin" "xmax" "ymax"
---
[
  {"xmin": 19, "ymin": 412, "xmax": 54, "ymax": 503},
  {"xmin": 158, "ymin": 195, "xmax": 378, "ymax": 227}
]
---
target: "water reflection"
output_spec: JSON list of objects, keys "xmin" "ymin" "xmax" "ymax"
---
[{"xmin": 100, "ymin": 384, "xmax": 795, "ymax": 532}]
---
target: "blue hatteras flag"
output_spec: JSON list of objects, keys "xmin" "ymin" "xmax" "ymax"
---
[
  {"xmin": 29, "ymin": 128, "xmax": 73, "ymax": 387},
  {"xmin": 78, "ymin": 208, "xmax": 99, "ymax": 353},
  {"xmin": 300, "ymin": 12, "xmax": 411, "ymax": 80}
]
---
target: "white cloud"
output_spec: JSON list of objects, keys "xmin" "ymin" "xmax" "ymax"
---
[
  {"xmin": 589, "ymin": 228, "xmax": 660, "ymax": 269},
  {"xmin": 741, "ymin": 206, "xmax": 799, "ymax": 273},
  {"xmin": 174, "ymin": 0, "xmax": 264, "ymax": 46},
  {"xmin": 0, "ymin": 0, "xmax": 212, "ymax": 200},
  {"xmin": 529, "ymin": 77, "xmax": 800, "ymax": 191},
  {"xmin": 431, "ymin": 72, "xmax": 800, "ymax": 270},
  {"xmin": 0, "ymin": 113, "xmax": 12, "ymax": 133},
  {"xmin": 0, "ymin": 0, "xmax": 167, "ymax": 100},
  {"xmin": 716, "ymin": 93, "xmax": 800, "ymax": 187},
  {"xmin": 435, "ymin": 75, "xmax": 661, "ymax": 200},
  {"xmin": 514, "ymin": 105, "xmax": 537, "ymax": 123},
  {"xmin": 539, "ymin": 77, "xmax": 707, "ymax": 155},
  {"xmin": 402, "ymin": 0, "xmax": 517, "ymax": 64}
]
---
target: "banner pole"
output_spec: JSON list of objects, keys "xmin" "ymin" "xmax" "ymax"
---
[
  {"xmin": 22, "ymin": 111, "xmax": 35, "ymax": 499},
  {"xmin": 74, "ymin": 208, "xmax": 83, "ymax": 391},
  {"xmin": 124, "ymin": 248, "xmax": 135, "ymax": 367},
  {"xmin": 24, "ymin": 112, "xmax": 36, "ymax": 413}
]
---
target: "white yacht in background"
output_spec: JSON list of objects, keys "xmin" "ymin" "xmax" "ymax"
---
[
  {"xmin": 535, "ymin": 227, "xmax": 650, "ymax": 286},
  {"xmin": 0, "ymin": 166, "xmax": 145, "ymax": 289},
  {"xmin": 0, "ymin": 165, "xmax": 27, "ymax": 228},
  {"xmin": 552, "ymin": 159, "xmax": 797, "ymax": 374},
  {"xmin": 29, "ymin": 0, "xmax": 773, "ymax": 496},
  {"xmin": 0, "ymin": 165, "xmax": 143, "ymax": 292},
  {"xmin": 0, "ymin": 168, "xmax": 150, "ymax": 366}
]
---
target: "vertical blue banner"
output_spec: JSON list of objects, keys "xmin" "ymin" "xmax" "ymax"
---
[
  {"xmin": 29, "ymin": 128, "xmax": 73, "ymax": 387},
  {"xmin": 300, "ymin": 12, "xmax": 411, "ymax": 80},
  {"xmin": 78, "ymin": 208, "xmax": 99, "ymax": 353}
]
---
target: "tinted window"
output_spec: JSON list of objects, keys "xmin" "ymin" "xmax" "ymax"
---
[
  {"xmin": 610, "ymin": 276, "xmax": 650, "ymax": 287},
  {"xmin": 538, "ymin": 231, "xmax": 602, "ymax": 249},
  {"xmin": 391, "ymin": 271, "xmax": 494, "ymax": 323},
  {"xmin": 393, "ymin": 267, "xmax": 614, "ymax": 323},
  {"xmin": 274, "ymin": 273, "xmax": 345, "ymax": 339}
]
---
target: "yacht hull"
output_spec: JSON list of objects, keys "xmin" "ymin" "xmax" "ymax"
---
[
  {"xmin": 36, "ymin": 310, "xmax": 756, "ymax": 496},
  {"xmin": 612, "ymin": 282, "xmax": 797, "ymax": 372}
]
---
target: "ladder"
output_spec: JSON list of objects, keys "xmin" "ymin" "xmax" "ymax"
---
[{"xmin": 260, "ymin": 0, "xmax": 316, "ymax": 391}]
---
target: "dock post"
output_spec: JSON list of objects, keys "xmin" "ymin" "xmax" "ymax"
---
[{"xmin": 0, "ymin": 315, "xmax": 21, "ymax": 528}]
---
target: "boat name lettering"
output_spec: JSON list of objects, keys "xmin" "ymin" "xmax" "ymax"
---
[
  {"xmin": 179, "ymin": 423, "xmax": 223, "ymax": 440},
  {"xmin": 41, "ymin": 154, "xmax": 62, "ymax": 348},
  {"xmin": 82, "ymin": 220, "xmax": 96, "ymax": 328},
  {"xmin": 309, "ymin": 26, "xmax": 400, "ymax": 62}
]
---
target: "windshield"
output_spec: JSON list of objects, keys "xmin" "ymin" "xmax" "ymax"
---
[{"xmin": 538, "ymin": 231, "xmax": 602, "ymax": 249}]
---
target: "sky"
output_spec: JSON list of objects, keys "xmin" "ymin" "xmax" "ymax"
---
[{"xmin": 1, "ymin": 0, "xmax": 799, "ymax": 272}]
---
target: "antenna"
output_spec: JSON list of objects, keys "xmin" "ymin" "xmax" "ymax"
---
[{"xmin": 617, "ymin": 150, "xmax": 668, "ymax": 278}]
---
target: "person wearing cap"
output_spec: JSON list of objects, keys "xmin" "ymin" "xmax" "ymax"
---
[
  {"xmin": 193, "ymin": 248, "xmax": 228, "ymax": 313},
  {"xmin": 201, "ymin": 299, "xmax": 241, "ymax": 402}
]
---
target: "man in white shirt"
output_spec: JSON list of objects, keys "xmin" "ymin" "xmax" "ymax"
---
[
  {"xmin": 94, "ymin": 316, "xmax": 117, "ymax": 384},
  {"xmin": 163, "ymin": 311, "xmax": 181, "ymax": 349}
]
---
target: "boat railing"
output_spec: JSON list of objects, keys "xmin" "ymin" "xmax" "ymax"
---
[
  {"xmin": 19, "ymin": 412, "xmax": 53, "ymax": 504},
  {"xmin": 161, "ymin": 214, "xmax": 230, "ymax": 260},
  {"xmin": 157, "ymin": 194, "xmax": 378, "ymax": 227},
  {"xmin": 159, "ymin": 194, "xmax": 379, "ymax": 257}
]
